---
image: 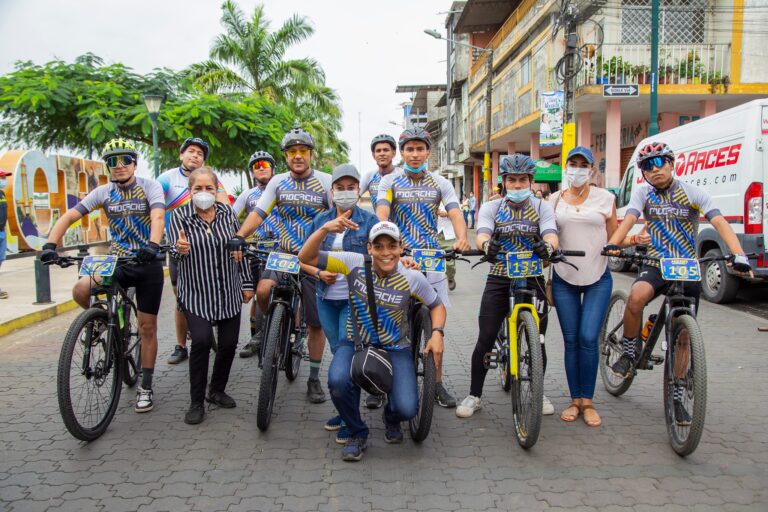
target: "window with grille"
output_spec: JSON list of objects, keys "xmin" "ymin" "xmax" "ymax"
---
[
  {"xmin": 621, "ymin": 0, "xmax": 707, "ymax": 44},
  {"xmin": 533, "ymin": 41, "xmax": 547, "ymax": 110},
  {"xmin": 520, "ymin": 54, "xmax": 532, "ymax": 85}
]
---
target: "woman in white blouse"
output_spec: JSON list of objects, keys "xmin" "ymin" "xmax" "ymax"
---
[{"xmin": 550, "ymin": 147, "xmax": 618, "ymax": 427}]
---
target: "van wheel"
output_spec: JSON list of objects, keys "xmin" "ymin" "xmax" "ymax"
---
[
  {"xmin": 701, "ymin": 248, "xmax": 740, "ymax": 304},
  {"xmin": 608, "ymin": 255, "xmax": 630, "ymax": 272}
]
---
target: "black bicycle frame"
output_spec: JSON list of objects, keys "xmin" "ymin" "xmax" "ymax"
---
[
  {"xmin": 263, "ymin": 272, "xmax": 303, "ymax": 370},
  {"xmin": 636, "ymin": 282, "xmax": 696, "ymax": 371}
]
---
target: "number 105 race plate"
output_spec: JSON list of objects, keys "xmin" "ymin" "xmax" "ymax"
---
[
  {"xmin": 265, "ymin": 252, "xmax": 300, "ymax": 274},
  {"xmin": 412, "ymin": 249, "xmax": 446, "ymax": 273},
  {"xmin": 660, "ymin": 258, "xmax": 701, "ymax": 281}
]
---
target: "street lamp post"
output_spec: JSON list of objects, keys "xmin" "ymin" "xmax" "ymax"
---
[{"xmin": 143, "ymin": 95, "xmax": 163, "ymax": 178}]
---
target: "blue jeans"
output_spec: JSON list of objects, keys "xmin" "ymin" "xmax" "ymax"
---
[
  {"xmin": 328, "ymin": 345, "xmax": 418, "ymax": 439},
  {"xmin": 552, "ymin": 269, "xmax": 613, "ymax": 400},
  {"xmin": 316, "ymin": 296, "xmax": 349, "ymax": 354}
]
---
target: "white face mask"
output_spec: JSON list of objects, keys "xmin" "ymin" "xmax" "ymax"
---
[
  {"xmin": 333, "ymin": 190, "xmax": 358, "ymax": 211},
  {"xmin": 566, "ymin": 166, "xmax": 590, "ymax": 187},
  {"xmin": 192, "ymin": 191, "xmax": 215, "ymax": 210}
]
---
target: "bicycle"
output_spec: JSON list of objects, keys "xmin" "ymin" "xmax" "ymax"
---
[
  {"xmin": 468, "ymin": 241, "xmax": 583, "ymax": 448},
  {"xmin": 46, "ymin": 250, "xmax": 165, "ymax": 441},
  {"xmin": 245, "ymin": 242, "xmax": 307, "ymax": 432},
  {"xmin": 598, "ymin": 249, "xmax": 752, "ymax": 456}
]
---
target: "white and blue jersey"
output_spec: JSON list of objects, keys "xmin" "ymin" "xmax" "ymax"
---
[{"xmin": 233, "ymin": 184, "xmax": 280, "ymax": 240}]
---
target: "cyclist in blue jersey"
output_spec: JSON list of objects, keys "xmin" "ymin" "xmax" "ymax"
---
[
  {"xmin": 375, "ymin": 127, "xmax": 470, "ymax": 408},
  {"xmin": 228, "ymin": 126, "xmax": 333, "ymax": 403},
  {"xmin": 359, "ymin": 134, "xmax": 399, "ymax": 207},
  {"xmin": 41, "ymin": 138, "xmax": 166, "ymax": 413},
  {"xmin": 604, "ymin": 142, "xmax": 752, "ymax": 424},
  {"xmin": 157, "ymin": 137, "xmax": 228, "ymax": 365}
]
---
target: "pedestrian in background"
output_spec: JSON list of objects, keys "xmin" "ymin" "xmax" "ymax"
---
[
  {"xmin": 0, "ymin": 169, "xmax": 10, "ymax": 299},
  {"xmin": 168, "ymin": 167, "xmax": 253, "ymax": 425},
  {"xmin": 550, "ymin": 147, "xmax": 617, "ymax": 427},
  {"xmin": 461, "ymin": 195, "xmax": 470, "ymax": 226},
  {"xmin": 468, "ymin": 191, "xmax": 476, "ymax": 229}
]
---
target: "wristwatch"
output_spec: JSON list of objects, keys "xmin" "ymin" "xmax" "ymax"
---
[
  {"xmin": 432, "ymin": 328, "xmax": 445, "ymax": 336},
  {"xmin": 315, "ymin": 269, "xmax": 322, "ymax": 279}
]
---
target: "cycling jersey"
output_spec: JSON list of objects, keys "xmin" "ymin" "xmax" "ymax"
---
[
  {"xmin": 74, "ymin": 177, "xmax": 165, "ymax": 257},
  {"xmin": 360, "ymin": 168, "xmax": 400, "ymax": 206},
  {"xmin": 376, "ymin": 170, "xmax": 460, "ymax": 250},
  {"xmin": 626, "ymin": 180, "xmax": 720, "ymax": 264},
  {"xmin": 233, "ymin": 184, "xmax": 280, "ymax": 240},
  {"xmin": 317, "ymin": 251, "xmax": 441, "ymax": 350},
  {"xmin": 476, "ymin": 197, "xmax": 557, "ymax": 277},
  {"xmin": 157, "ymin": 166, "xmax": 226, "ymax": 224},
  {"xmin": 254, "ymin": 170, "xmax": 332, "ymax": 254}
]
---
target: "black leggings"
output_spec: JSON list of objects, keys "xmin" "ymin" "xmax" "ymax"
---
[
  {"xmin": 470, "ymin": 274, "xmax": 549, "ymax": 397},
  {"xmin": 183, "ymin": 310, "xmax": 241, "ymax": 404}
]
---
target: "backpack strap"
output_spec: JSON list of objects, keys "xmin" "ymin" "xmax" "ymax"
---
[{"xmin": 362, "ymin": 255, "xmax": 380, "ymax": 347}]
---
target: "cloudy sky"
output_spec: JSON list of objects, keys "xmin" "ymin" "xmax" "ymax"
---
[{"xmin": 0, "ymin": 0, "xmax": 451, "ymax": 188}]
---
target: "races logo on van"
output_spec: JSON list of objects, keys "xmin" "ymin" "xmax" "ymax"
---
[{"xmin": 635, "ymin": 143, "xmax": 741, "ymax": 184}]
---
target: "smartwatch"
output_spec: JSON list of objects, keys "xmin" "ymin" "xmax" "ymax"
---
[{"xmin": 432, "ymin": 328, "xmax": 445, "ymax": 336}]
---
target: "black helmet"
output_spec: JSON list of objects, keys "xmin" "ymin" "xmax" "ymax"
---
[
  {"xmin": 248, "ymin": 151, "xmax": 275, "ymax": 169},
  {"xmin": 370, "ymin": 134, "xmax": 396, "ymax": 152},
  {"xmin": 499, "ymin": 154, "xmax": 537, "ymax": 176},
  {"xmin": 180, "ymin": 137, "xmax": 210, "ymax": 160},
  {"xmin": 280, "ymin": 125, "xmax": 315, "ymax": 151},
  {"xmin": 398, "ymin": 127, "xmax": 432, "ymax": 150}
]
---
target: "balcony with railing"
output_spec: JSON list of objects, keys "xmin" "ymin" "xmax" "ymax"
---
[{"xmin": 576, "ymin": 43, "xmax": 731, "ymax": 89}]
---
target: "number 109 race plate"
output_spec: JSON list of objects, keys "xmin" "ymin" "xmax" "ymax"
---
[{"xmin": 660, "ymin": 258, "xmax": 701, "ymax": 281}]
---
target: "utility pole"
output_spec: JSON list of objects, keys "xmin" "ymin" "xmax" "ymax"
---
[
  {"xmin": 482, "ymin": 48, "xmax": 493, "ymax": 203},
  {"xmin": 648, "ymin": 0, "xmax": 660, "ymax": 136},
  {"xmin": 560, "ymin": 3, "xmax": 578, "ymax": 169}
]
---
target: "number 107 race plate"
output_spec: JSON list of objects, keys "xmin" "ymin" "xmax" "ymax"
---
[
  {"xmin": 411, "ymin": 249, "xmax": 446, "ymax": 273},
  {"xmin": 660, "ymin": 258, "xmax": 701, "ymax": 281}
]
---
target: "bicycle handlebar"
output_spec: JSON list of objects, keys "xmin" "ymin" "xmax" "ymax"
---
[
  {"xmin": 45, "ymin": 245, "xmax": 171, "ymax": 268},
  {"xmin": 601, "ymin": 249, "xmax": 758, "ymax": 264}
]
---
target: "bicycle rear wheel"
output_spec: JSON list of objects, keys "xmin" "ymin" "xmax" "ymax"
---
[
  {"xmin": 664, "ymin": 314, "xmax": 707, "ymax": 456},
  {"xmin": 121, "ymin": 289, "xmax": 141, "ymax": 388},
  {"xmin": 257, "ymin": 304, "xmax": 286, "ymax": 431},
  {"xmin": 510, "ymin": 310, "xmax": 542, "ymax": 449},
  {"xmin": 599, "ymin": 291, "xmax": 634, "ymax": 396},
  {"xmin": 57, "ymin": 308, "xmax": 123, "ymax": 441},
  {"xmin": 409, "ymin": 305, "xmax": 435, "ymax": 443}
]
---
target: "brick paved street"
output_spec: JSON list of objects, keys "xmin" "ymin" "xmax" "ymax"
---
[{"xmin": 1, "ymin": 263, "xmax": 767, "ymax": 511}]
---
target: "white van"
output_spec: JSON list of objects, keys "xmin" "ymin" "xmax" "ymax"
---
[{"xmin": 613, "ymin": 98, "xmax": 767, "ymax": 303}]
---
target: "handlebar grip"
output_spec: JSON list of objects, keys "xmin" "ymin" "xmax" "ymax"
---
[
  {"xmin": 560, "ymin": 250, "xmax": 585, "ymax": 257},
  {"xmin": 458, "ymin": 249, "xmax": 485, "ymax": 257}
]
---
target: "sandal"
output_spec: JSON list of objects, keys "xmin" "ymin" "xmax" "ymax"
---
[
  {"xmin": 560, "ymin": 401, "xmax": 581, "ymax": 422},
  {"xmin": 581, "ymin": 404, "xmax": 602, "ymax": 427}
]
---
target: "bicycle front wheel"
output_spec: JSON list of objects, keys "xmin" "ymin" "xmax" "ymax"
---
[
  {"xmin": 257, "ymin": 303, "xmax": 287, "ymax": 431},
  {"xmin": 284, "ymin": 297, "xmax": 303, "ymax": 382},
  {"xmin": 599, "ymin": 291, "xmax": 634, "ymax": 396},
  {"xmin": 57, "ymin": 308, "xmax": 123, "ymax": 441},
  {"xmin": 409, "ymin": 305, "xmax": 435, "ymax": 443},
  {"xmin": 121, "ymin": 289, "xmax": 141, "ymax": 388},
  {"xmin": 510, "ymin": 310, "xmax": 542, "ymax": 449},
  {"xmin": 664, "ymin": 314, "xmax": 707, "ymax": 456}
]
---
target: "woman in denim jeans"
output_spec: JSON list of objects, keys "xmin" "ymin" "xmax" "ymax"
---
[
  {"xmin": 311, "ymin": 164, "xmax": 378, "ymax": 442},
  {"xmin": 550, "ymin": 147, "xmax": 618, "ymax": 427}
]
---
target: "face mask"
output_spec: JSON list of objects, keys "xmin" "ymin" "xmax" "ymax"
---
[
  {"xmin": 0, "ymin": 179, "xmax": 6, "ymax": 189},
  {"xmin": 404, "ymin": 163, "xmax": 427, "ymax": 174},
  {"xmin": 506, "ymin": 188, "xmax": 532, "ymax": 203},
  {"xmin": 566, "ymin": 166, "xmax": 590, "ymax": 187},
  {"xmin": 192, "ymin": 191, "xmax": 215, "ymax": 210},
  {"xmin": 333, "ymin": 190, "xmax": 358, "ymax": 211}
]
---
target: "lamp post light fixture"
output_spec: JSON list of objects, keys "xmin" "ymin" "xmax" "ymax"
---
[{"xmin": 143, "ymin": 94, "xmax": 163, "ymax": 178}]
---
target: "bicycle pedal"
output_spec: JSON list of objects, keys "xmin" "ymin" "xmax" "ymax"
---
[
  {"xmin": 483, "ymin": 352, "xmax": 499, "ymax": 369},
  {"xmin": 649, "ymin": 354, "xmax": 664, "ymax": 364}
]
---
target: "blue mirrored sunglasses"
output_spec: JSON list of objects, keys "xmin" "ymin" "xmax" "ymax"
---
[
  {"xmin": 106, "ymin": 155, "xmax": 136, "ymax": 168},
  {"xmin": 639, "ymin": 156, "xmax": 667, "ymax": 172}
]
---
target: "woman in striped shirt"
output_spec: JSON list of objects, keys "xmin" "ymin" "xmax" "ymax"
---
[{"xmin": 168, "ymin": 167, "xmax": 254, "ymax": 425}]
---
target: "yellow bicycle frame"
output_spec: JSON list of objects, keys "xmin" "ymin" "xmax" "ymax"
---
[{"xmin": 506, "ymin": 303, "xmax": 540, "ymax": 378}]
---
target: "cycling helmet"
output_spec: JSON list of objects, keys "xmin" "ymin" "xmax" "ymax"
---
[
  {"xmin": 499, "ymin": 153, "xmax": 537, "ymax": 176},
  {"xmin": 398, "ymin": 127, "xmax": 432, "ymax": 150},
  {"xmin": 370, "ymin": 134, "xmax": 396, "ymax": 152},
  {"xmin": 248, "ymin": 150, "xmax": 275, "ymax": 169},
  {"xmin": 180, "ymin": 137, "xmax": 210, "ymax": 160},
  {"xmin": 280, "ymin": 125, "xmax": 315, "ymax": 150},
  {"xmin": 637, "ymin": 141, "xmax": 674, "ymax": 163},
  {"xmin": 101, "ymin": 138, "xmax": 138, "ymax": 160}
]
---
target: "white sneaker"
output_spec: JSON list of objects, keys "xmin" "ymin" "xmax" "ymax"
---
[
  {"xmin": 542, "ymin": 395, "xmax": 554, "ymax": 416},
  {"xmin": 135, "ymin": 387, "xmax": 154, "ymax": 413},
  {"xmin": 456, "ymin": 395, "xmax": 482, "ymax": 418}
]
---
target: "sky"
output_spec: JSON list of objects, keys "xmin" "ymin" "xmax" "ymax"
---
[{"xmin": 0, "ymin": 0, "xmax": 451, "ymax": 190}]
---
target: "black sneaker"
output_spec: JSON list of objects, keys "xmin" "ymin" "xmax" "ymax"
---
[
  {"xmin": 206, "ymin": 391, "xmax": 236, "ymax": 408},
  {"xmin": 448, "ymin": 279, "xmax": 456, "ymax": 291},
  {"xmin": 383, "ymin": 415, "xmax": 403, "ymax": 444},
  {"xmin": 307, "ymin": 378, "xmax": 326, "ymax": 404},
  {"xmin": 167, "ymin": 345, "xmax": 188, "ymax": 365},
  {"xmin": 184, "ymin": 402, "xmax": 205, "ymax": 424},
  {"xmin": 435, "ymin": 382, "xmax": 457, "ymax": 408},
  {"xmin": 610, "ymin": 354, "xmax": 635, "ymax": 379},
  {"xmin": 239, "ymin": 337, "xmax": 261, "ymax": 359},
  {"xmin": 365, "ymin": 394, "xmax": 384, "ymax": 409},
  {"xmin": 673, "ymin": 399, "xmax": 692, "ymax": 426}
]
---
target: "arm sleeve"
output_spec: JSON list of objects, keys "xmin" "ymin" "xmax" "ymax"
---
[
  {"xmin": 359, "ymin": 171, "xmax": 372, "ymax": 197},
  {"xmin": 254, "ymin": 175, "xmax": 279, "ymax": 219},
  {"xmin": 230, "ymin": 210, "xmax": 253, "ymax": 289},
  {"xmin": 685, "ymin": 183, "xmax": 721, "ymax": 220},
  {"xmin": 74, "ymin": 186, "xmax": 105, "ymax": 216},
  {"xmin": 626, "ymin": 184, "xmax": 648, "ymax": 218},
  {"xmin": 476, "ymin": 200, "xmax": 499, "ymax": 236},
  {"xmin": 233, "ymin": 191, "xmax": 248, "ymax": 217},
  {"xmin": 406, "ymin": 270, "xmax": 442, "ymax": 308},
  {"xmin": 156, "ymin": 172, "xmax": 170, "ymax": 198},
  {"xmin": 145, "ymin": 179, "xmax": 166, "ymax": 211},
  {"xmin": 436, "ymin": 175, "xmax": 460, "ymax": 211},
  {"xmin": 316, "ymin": 251, "xmax": 363, "ymax": 275},
  {"xmin": 376, "ymin": 174, "xmax": 394, "ymax": 208},
  {"xmin": 537, "ymin": 199, "xmax": 558, "ymax": 236}
]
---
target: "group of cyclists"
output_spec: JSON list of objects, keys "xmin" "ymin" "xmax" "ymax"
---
[{"xmin": 39, "ymin": 123, "xmax": 753, "ymax": 462}]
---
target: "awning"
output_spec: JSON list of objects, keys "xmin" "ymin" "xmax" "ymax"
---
[{"xmin": 534, "ymin": 160, "xmax": 561, "ymax": 182}]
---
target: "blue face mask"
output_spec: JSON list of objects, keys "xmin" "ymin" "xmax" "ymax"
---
[
  {"xmin": 404, "ymin": 163, "xmax": 427, "ymax": 174},
  {"xmin": 506, "ymin": 188, "xmax": 532, "ymax": 203}
]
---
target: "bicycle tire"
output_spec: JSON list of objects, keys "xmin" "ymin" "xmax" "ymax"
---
[
  {"xmin": 257, "ymin": 303, "xmax": 286, "ymax": 431},
  {"xmin": 284, "ymin": 298, "xmax": 303, "ymax": 382},
  {"xmin": 510, "ymin": 310, "xmax": 542, "ymax": 449},
  {"xmin": 409, "ymin": 305, "xmax": 435, "ymax": 443},
  {"xmin": 121, "ymin": 289, "xmax": 141, "ymax": 387},
  {"xmin": 496, "ymin": 323, "xmax": 512, "ymax": 392},
  {"xmin": 599, "ymin": 290, "xmax": 635, "ymax": 396},
  {"xmin": 57, "ymin": 307, "xmax": 123, "ymax": 441},
  {"xmin": 664, "ymin": 314, "xmax": 707, "ymax": 456}
]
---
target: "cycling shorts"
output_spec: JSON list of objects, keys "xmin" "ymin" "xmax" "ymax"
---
[
  {"xmin": 635, "ymin": 265, "xmax": 701, "ymax": 311},
  {"xmin": 115, "ymin": 259, "xmax": 165, "ymax": 315},
  {"xmin": 262, "ymin": 270, "xmax": 320, "ymax": 327}
]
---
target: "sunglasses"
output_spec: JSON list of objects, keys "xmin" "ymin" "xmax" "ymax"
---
[
  {"xmin": 252, "ymin": 160, "xmax": 272, "ymax": 171},
  {"xmin": 105, "ymin": 155, "xmax": 136, "ymax": 168},
  {"xmin": 285, "ymin": 148, "xmax": 310, "ymax": 157},
  {"xmin": 639, "ymin": 156, "xmax": 668, "ymax": 172}
]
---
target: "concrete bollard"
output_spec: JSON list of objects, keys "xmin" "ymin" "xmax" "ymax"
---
[{"xmin": 33, "ymin": 257, "xmax": 54, "ymax": 305}]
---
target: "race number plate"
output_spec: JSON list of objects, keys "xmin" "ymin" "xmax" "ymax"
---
[
  {"xmin": 256, "ymin": 240, "xmax": 280, "ymax": 252},
  {"xmin": 412, "ymin": 248, "xmax": 446, "ymax": 273},
  {"xmin": 265, "ymin": 252, "xmax": 300, "ymax": 274},
  {"xmin": 660, "ymin": 258, "xmax": 701, "ymax": 281},
  {"xmin": 79, "ymin": 255, "xmax": 118, "ymax": 277},
  {"xmin": 505, "ymin": 251, "xmax": 543, "ymax": 278}
]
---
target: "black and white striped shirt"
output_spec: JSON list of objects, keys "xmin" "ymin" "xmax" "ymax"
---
[{"xmin": 168, "ymin": 202, "xmax": 253, "ymax": 322}]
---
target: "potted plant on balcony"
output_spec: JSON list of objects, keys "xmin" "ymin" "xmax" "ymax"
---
[
  {"xmin": 633, "ymin": 64, "xmax": 650, "ymax": 84},
  {"xmin": 601, "ymin": 56, "xmax": 631, "ymax": 84},
  {"xmin": 677, "ymin": 51, "xmax": 704, "ymax": 84},
  {"xmin": 708, "ymin": 72, "xmax": 730, "ymax": 94}
]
